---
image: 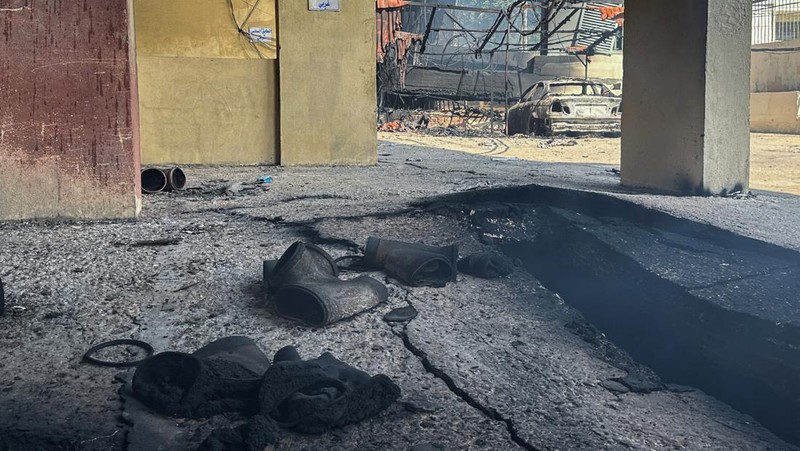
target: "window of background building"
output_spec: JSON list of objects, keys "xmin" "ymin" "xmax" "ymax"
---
[{"xmin": 775, "ymin": 11, "xmax": 800, "ymax": 41}]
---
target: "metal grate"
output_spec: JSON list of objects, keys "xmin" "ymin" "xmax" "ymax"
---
[
  {"xmin": 753, "ymin": 0, "xmax": 800, "ymax": 45},
  {"xmin": 573, "ymin": 2, "xmax": 620, "ymax": 53}
]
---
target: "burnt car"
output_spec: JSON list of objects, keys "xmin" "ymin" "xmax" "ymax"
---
[{"xmin": 507, "ymin": 79, "xmax": 621, "ymax": 136}]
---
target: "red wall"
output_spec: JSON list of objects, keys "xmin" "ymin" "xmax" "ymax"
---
[{"xmin": 0, "ymin": 0, "xmax": 140, "ymax": 220}]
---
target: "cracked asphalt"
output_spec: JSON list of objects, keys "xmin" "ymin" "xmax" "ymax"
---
[{"xmin": 0, "ymin": 140, "xmax": 798, "ymax": 450}]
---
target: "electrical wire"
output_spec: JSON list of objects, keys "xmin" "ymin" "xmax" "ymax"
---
[
  {"xmin": 753, "ymin": 0, "xmax": 800, "ymax": 13},
  {"xmin": 225, "ymin": 0, "xmax": 277, "ymax": 59}
]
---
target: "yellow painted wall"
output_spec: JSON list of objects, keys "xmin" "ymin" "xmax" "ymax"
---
[
  {"xmin": 135, "ymin": 0, "xmax": 277, "ymax": 59},
  {"xmin": 137, "ymin": 57, "xmax": 278, "ymax": 165},
  {"xmin": 134, "ymin": 0, "xmax": 278, "ymax": 165},
  {"xmin": 277, "ymin": 1, "xmax": 377, "ymax": 166}
]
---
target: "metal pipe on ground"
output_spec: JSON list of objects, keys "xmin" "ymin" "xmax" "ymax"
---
[
  {"xmin": 141, "ymin": 167, "xmax": 186, "ymax": 193},
  {"xmin": 164, "ymin": 168, "xmax": 186, "ymax": 191},
  {"xmin": 141, "ymin": 168, "xmax": 168, "ymax": 194}
]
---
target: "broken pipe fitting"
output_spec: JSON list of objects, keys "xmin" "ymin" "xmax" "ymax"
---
[
  {"xmin": 268, "ymin": 242, "xmax": 339, "ymax": 289},
  {"xmin": 266, "ymin": 242, "xmax": 388, "ymax": 326},
  {"xmin": 273, "ymin": 276, "xmax": 389, "ymax": 327}
]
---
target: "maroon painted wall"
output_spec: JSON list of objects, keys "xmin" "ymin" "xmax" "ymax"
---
[{"xmin": 0, "ymin": 0, "xmax": 140, "ymax": 220}]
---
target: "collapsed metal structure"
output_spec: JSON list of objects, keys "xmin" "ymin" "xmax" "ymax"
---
[{"xmin": 376, "ymin": 0, "xmax": 625, "ymax": 133}]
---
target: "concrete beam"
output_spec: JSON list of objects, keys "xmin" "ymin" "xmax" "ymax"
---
[{"xmin": 621, "ymin": 0, "xmax": 751, "ymax": 195}]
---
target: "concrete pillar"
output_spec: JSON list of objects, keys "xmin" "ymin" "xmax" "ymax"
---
[
  {"xmin": 621, "ymin": 0, "xmax": 751, "ymax": 195},
  {"xmin": 0, "ymin": 0, "xmax": 141, "ymax": 220}
]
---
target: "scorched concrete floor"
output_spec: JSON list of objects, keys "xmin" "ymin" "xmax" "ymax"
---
[{"xmin": 0, "ymin": 140, "xmax": 797, "ymax": 450}]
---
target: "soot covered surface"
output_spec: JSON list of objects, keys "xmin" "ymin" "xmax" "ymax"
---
[{"xmin": 456, "ymin": 200, "xmax": 800, "ymax": 446}]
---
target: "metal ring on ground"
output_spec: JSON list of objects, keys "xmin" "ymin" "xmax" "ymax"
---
[{"xmin": 82, "ymin": 339, "xmax": 155, "ymax": 368}]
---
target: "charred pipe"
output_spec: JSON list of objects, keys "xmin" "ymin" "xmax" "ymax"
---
[
  {"xmin": 164, "ymin": 167, "xmax": 186, "ymax": 191},
  {"xmin": 141, "ymin": 167, "xmax": 186, "ymax": 193},
  {"xmin": 141, "ymin": 168, "xmax": 168, "ymax": 194}
]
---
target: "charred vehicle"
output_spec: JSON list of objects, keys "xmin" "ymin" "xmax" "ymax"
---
[{"xmin": 507, "ymin": 79, "xmax": 622, "ymax": 136}]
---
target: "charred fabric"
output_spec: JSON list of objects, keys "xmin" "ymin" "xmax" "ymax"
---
[{"xmin": 58, "ymin": 238, "xmax": 512, "ymax": 450}]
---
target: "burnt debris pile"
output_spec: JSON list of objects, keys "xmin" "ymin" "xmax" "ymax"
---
[
  {"xmin": 72, "ymin": 238, "xmax": 510, "ymax": 450},
  {"xmin": 130, "ymin": 337, "xmax": 401, "ymax": 450}
]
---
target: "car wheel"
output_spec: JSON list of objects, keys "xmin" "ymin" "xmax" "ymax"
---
[{"xmin": 531, "ymin": 119, "xmax": 551, "ymax": 137}]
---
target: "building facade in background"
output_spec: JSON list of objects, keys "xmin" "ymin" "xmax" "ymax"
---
[{"xmin": 752, "ymin": 0, "xmax": 800, "ymax": 45}]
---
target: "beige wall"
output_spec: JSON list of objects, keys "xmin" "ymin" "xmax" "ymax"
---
[
  {"xmin": 532, "ymin": 54, "xmax": 623, "ymax": 83},
  {"xmin": 277, "ymin": 1, "xmax": 377, "ymax": 166},
  {"xmin": 749, "ymin": 41, "xmax": 800, "ymax": 134},
  {"xmin": 134, "ymin": 0, "xmax": 278, "ymax": 165},
  {"xmin": 751, "ymin": 39, "xmax": 800, "ymax": 93},
  {"xmin": 751, "ymin": 91, "xmax": 800, "ymax": 133}
]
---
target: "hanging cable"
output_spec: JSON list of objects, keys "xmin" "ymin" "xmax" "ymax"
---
[{"xmin": 225, "ymin": 0, "xmax": 276, "ymax": 59}]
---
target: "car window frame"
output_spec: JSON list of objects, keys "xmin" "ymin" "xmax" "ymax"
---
[
  {"xmin": 522, "ymin": 83, "xmax": 545, "ymax": 102},
  {"xmin": 520, "ymin": 80, "xmax": 618, "ymax": 104},
  {"xmin": 547, "ymin": 83, "xmax": 588, "ymax": 96},
  {"xmin": 596, "ymin": 84, "xmax": 615, "ymax": 97}
]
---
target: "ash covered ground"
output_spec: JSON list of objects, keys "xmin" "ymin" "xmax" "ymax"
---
[{"xmin": 0, "ymin": 142, "xmax": 796, "ymax": 450}]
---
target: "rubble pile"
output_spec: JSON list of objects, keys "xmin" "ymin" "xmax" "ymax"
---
[{"xmin": 379, "ymin": 106, "xmax": 506, "ymax": 137}]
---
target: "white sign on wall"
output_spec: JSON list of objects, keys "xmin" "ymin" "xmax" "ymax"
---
[
  {"xmin": 308, "ymin": 0, "xmax": 340, "ymax": 12},
  {"xmin": 249, "ymin": 27, "xmax": 273, "ymax": 43}
]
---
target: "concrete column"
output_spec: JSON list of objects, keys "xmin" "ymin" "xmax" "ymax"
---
[
  {"xmin": 621, "ymin": 0, "xmax": 751, "ymax": 195},
  {"xmin": 0, "ymin": 0, "xmax": 141, "ymax": 220}
]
